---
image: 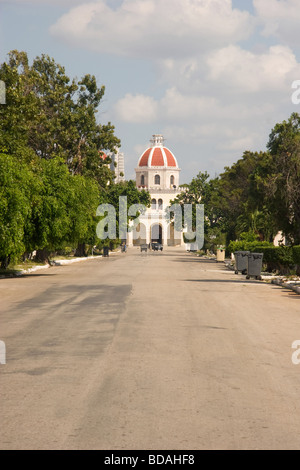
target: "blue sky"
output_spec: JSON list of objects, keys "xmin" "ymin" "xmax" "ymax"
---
[{"xmin": 1, "ymin": 0, "xmax": 300, "ymax": 183}]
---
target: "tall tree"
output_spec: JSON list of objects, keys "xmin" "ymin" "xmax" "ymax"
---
[
  {"xmin": 68, "ymin": 174, "xmax": 101, "ymax": 257},
  {"xmin": 263, "ymin": 113, "xmax": 300, "ymax": 244},
  {"xmin": 213, "ymin": 151, "xmax": 277, "ymax": 243},
  {"xmin": 0, "ymin": 153, "xmax": 34, "ymax": 268},
  {"xmin": 169, "ymin": 172, "xmax": 223, "ymax": 247},
  {"xmin": 0, "ymin": 50, "xmax": 123, "ymax": 265},
  {"xmin": 98, "ymin": 180, "xmax": 151, "ymax": 244},
  {"xmin": 0, "ymin": 50, "xmax": 120, "ymax": 186}
]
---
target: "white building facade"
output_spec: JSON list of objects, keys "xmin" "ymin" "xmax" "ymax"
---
[
  {"xmin": 127, "ymin": 135, "xmax": 183, "ymax": 247},
  {"xmin": 110, "ymin": 148, "xmax": 125, "ymax": 183}
]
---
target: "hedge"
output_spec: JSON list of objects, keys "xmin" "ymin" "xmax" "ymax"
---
[
  {"xmin": 228, "ymin": 241, "xmax": 300, "ymax": 274},
  {"xmin": 227, "ymin": 240, "xmax": 273, "ymax": 255},
  {"xmin": 293, "ymin": 246, "xmax": 300, "ymax": 265}
]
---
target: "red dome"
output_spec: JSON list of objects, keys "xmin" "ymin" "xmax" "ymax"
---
[
  {"xmin": 99, "ymin": 150, "xmax": 108, "ymax": 160},
  {"xmin": 138, "ymin": 146, "xmax": 178, "ymax": 168}
]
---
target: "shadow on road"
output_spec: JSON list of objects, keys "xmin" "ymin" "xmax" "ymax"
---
[
  {"xmin": 11, "ymin": 283, "xmax": 132, "ymax": 313},
  {"xmin": 173, "ymin": 257, "xmax": 218, "ymax": 263},
  {"xmin": 0, "ymin": 273, "xmax": 54, "ymax": 280},
  {"xmin": 275, "ymin": 288, "xmax": 300, "ymax": 299},
  {"xmin": 184, "ymin": 279, "xmax": 264, "ymax": 284},
  {"xmin": 284, "ymin": 294, "xmax": 300, "ymax": 299}
]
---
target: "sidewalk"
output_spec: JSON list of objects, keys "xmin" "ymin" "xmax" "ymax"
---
[
  {"xmin": 224, "ymin": 259, "xmax": 300, "ymax": 295},
  {"xmin": 0, "ymin": 253, "xmax": 113, "ymax": 278}
]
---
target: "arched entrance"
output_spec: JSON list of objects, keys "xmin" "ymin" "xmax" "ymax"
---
[{"xmin": 151, "ymin": 224, "xmax": 163, "ymax": 244}]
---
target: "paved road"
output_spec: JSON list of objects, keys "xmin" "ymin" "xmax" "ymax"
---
[{"xmin": 1, "ymin": 247, "xmax": 300, "ymax": 450}]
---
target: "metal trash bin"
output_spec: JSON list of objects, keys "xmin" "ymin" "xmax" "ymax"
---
[
  {"xmin": 234, "ymin": 251, "xmax": 250, "ymax": 274},
  {"xmin": 216, "ymin": 248, "xmax": 225, "ymax": 262},
  {"xmin": 246, "ymin": 252, "xmax": 263, "ymax": 280},
  {"xmin": 103, "ymin": 246, "xmax": 109, "ymax": 257},
  {"xmin": 140, "ymin": 244, "xmax": 148, "ymax": 252}
]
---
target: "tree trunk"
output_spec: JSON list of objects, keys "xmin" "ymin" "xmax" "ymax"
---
[
  {"xmin": 35, "ymin": 249, "xmax": 50, "ymax": 264},
  {"xmin": 0, "ymin": 255, "xmax": 11, "ymax": 269},
  {"xmin": 75, "ymin": 243, "xmax": 86, "ymax": 257}
]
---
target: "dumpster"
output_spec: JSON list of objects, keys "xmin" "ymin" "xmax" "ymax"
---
[
  {"xmin": 246, "ymin": 253, "xmax": 263, "ymax": 280},
  {"xmin": 103, "ymin": 246, "xmax": 109, "ymax": 257},
  {"xmin": 216, "ymin": 248, "xmax": 225, "ymax": 262},
  {"xmin": 234, "ymin": 251, "xmax": 250, "ymax": 274},
  {"xmin": 140, "ymin": 243, "xmax": 148, "ymax": 252}
]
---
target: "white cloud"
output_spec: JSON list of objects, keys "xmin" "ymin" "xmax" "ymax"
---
[
  {"xmin": 45, "ymin": 0, "xmax": 300, "ymax": 177},
  {"xmin": 50, "ymin": 0, "xmax": 254, "ymax": 58},
  {"xmin": 115, "ymin": 81, "xmax": 298, "ymax": 176},
  {"xmin": 216, "ymin": 128, "xmax": 259, "ymax": 152},
  {"xmin": 206, "ymin": 44, "xmax": 300, "ymax": 93},
  {"xmin": 112, "ymin": 27, "xmax": 300, "ymax": 176},
  {"xmin": 0, "ymin": 0, "xmax": 88, "ymax": 5},
  {"xmin": 115, "ymin": 84, "xmax": 274, "ymax": 126},
  {"xmin": 114, "ymin": 93, "xmax": 158, "ymax": 123},
  {"xmin": 161, "ymin": 87, "xmax": 218, "ymax": 120},
  {"xmin": 155, "ymin": 44, "xmax": 300, "ymax": 103},
  {"xmin": 254, "ymin": 0, "xmax": 300, "ymax": 47},
  {"xmin": 114, "ymin": 87, "xmax": 221, "ymax": 124}
]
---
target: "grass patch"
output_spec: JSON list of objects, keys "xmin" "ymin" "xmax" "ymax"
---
[
  {"xmin": 0, "ymin": 259, "xmax": 51, "ymax": 277},
  {"xmin": 52, "ymin": 254, "xmax": 75, "ymax": 261},
  {"xmin": 13, "ymin": 260, "xmax": 47, "ymax": 269},
  {"xmin": 0, "ymin": 268, "xmax": 21, "ymax": 276}
]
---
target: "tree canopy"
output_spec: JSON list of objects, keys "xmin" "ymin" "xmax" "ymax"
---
[
  {"xmin": 171, "ymin": 113, "xmax": 300, "ymax": 249},
  {"xmin": 0, "ymin": 50, "xmax": 149, "ymax": 267},
  {"xmin": 0, "ymin": 50, "xmax": 120, "ymax": 187}
]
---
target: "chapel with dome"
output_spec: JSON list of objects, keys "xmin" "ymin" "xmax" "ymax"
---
[{"xmin": 127, "ymin": 134, "xmax": 183, "ymax": 247}]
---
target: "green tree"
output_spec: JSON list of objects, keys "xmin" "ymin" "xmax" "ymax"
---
[
  {"xmin": 68, "ymin": 175, "xmax": 101, "ymax": 257},
  {"xmin": 27, "ymin": 157, "xmax": 73, "ymax": 261},
  {"xmin": 213, "ymin": 151, "xmax": 277, "ymax": 243},
  {"xmin": 170, "ymin": 172, "xmax": 210, "ymax": 229},
  {"xmin": 263, "ymin": 113, "xmax": 300, "ymax": 244},
  {"xmin": 0, "ymin": 50, "xmax": 120, "ymax": 186},
  {"xmin": 0, "ymin": 50, "xmax": 122, "ymax": 264},
  {"xmin": 0, "ymin": 153, "xmax": 33, "ymax": 268},
  {"xmin": 0, "ymin": 51, "xmax": 38, "ymax": 162},
  {"xmin": 98, "ymin": 180, "xmax": 151, "ymax": 246},
  {"xmin": 27, "ymin": 157, "xmax": 102, "ymax": 260},
  {"xmin": 169, "ymin": 172, "xmax": 223, "ymax": 247}
]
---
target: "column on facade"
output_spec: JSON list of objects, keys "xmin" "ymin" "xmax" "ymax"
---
[
  {"xmin": 162, "ymin": 220, "xmax": 169, "ymax": 246},
  {"xmin": 127, "ymin": 228, "xmax": 133, "ymax": 247}
]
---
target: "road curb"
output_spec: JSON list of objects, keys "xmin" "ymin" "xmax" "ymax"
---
[
  {"xmin": 0, "ymin": 255, "xmax": 105, "ymax": 278},
  {"xmin": 52, "ymin": 256, "xmax": 102, "ymax": 266},
  {"xmin": 224, "ymin": 261, "xmax": 300, "ymax": 295},
  {"xmin": 272, "ymin": 278, "xmax": 300, "ymax": 295}
]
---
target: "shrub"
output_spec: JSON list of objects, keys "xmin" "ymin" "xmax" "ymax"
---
[
  {"xmin": 293, "ymin": 246, "xmax": 300, "ymax": 275},
  {"xmin": 261, "ymin": 246, "xmax": 293, "ymax": 273},
  {"xmin": 228, "ymin": 241, "xmax": 297, "ymax": 274},
  {"xmin": 227, "ymin": 240, "xmax": 273, "ymax": 254},
  {"xmin": 293, "ymin": 246, "xmax": 300, "ymax": 265}
]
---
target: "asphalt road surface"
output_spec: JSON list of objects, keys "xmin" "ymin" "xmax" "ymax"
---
[{"xmin": 1, "ymin": 246, "xmax": 300, "ymax": 450}]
